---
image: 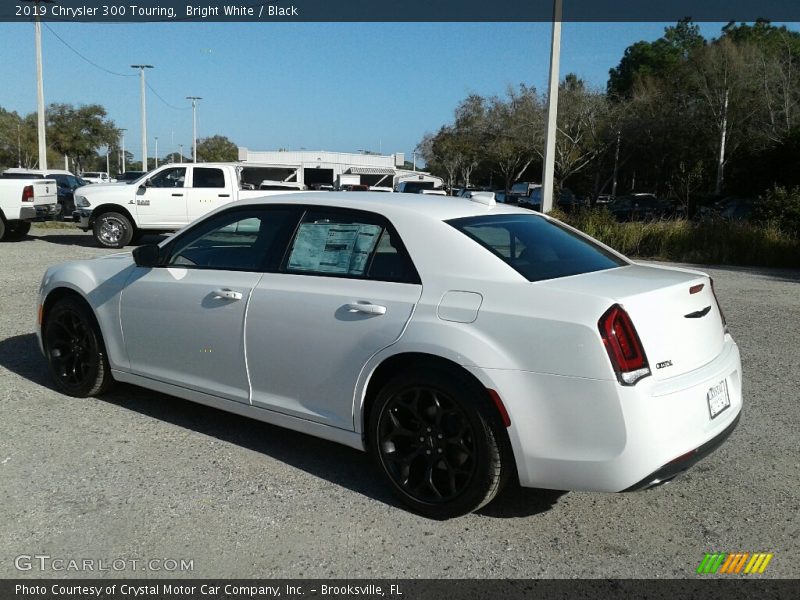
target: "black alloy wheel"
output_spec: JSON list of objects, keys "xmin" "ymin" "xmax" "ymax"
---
[
  {"xmin": 370, "ymin": 369, "xmax": 508, "ymax": 519},
  {"xmin": 44, "ymin": 296, "xmax": 114, "ymax": 397}
]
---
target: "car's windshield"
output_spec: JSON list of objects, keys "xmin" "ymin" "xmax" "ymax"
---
[{"xmin": 448, "ymin": 214, "xmax": 627, "ymax": 282}]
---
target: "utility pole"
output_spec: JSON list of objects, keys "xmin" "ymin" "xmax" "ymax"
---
[
  {"xmin": 106, "ymin": 147, "xmax": 110, "ymax": 175},
  {"xmin": 412, "ymin": 151, "xmax": 416, "ymax": 172},
  {"xmin": 119, "ymin": 128, "xmax": 127, "ymax": 173},
  {"xmin": 186, "ymin": 96, "xmax": 202, "ymax": 163},
  {"xmin": 154, "ymin": 136, "xmax": 159, "ymax": 167},
  {"xmin": 17, "ymin": 123, "xmax": 22, "ymax": 167},
  {"xmin": 179, "ymin": 144, "xmax": 184, "ymax": 163},
  {"xmin": 131, "ymin": 65, "xmax": 153, "ymax": 170},
  {"xmin": 540, "ymin": 0, "xmax": 562, "ymax": 213},
  {"xmin": 22, "ymin": 0, "xmax": 55, "ymax": 170}
]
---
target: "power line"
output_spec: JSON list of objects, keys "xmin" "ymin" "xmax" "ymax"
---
[
  {"xmin": 43, "ymin": 23, "xmax": 136, "ymax": 77},
  {"xmin": 147, "ymin": 82, "xmax": 191, "ymax": 111},
  {"xmin": 43, "ymin": 23, "xmax": 193, "ymax": 113}
]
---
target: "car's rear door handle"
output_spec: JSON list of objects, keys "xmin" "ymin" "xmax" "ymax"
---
[
  {"xmin": 172, "ymin": 193, "xmax": 184, "ymax": 197},
  {"xmin": 345, "ymin": 302, "xmax": 386, "ymax": 315},
  {"xmin": 213, "ymin": 289, "xmax": 243, "ymax": 301},
  {"xmin": 219, "ymin": 193, "xmax": 230, "ymax": 197}
]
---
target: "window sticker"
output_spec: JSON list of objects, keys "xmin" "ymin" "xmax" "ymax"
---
[{"xmin": 288, "ymin": 222, "xmax": 382, "ymax": 275}]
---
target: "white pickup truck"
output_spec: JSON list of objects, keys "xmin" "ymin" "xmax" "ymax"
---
[
  {"xmin": 73, "ymin": 162, "xmax": 301, "ymax": 248},
  {"xmin": 0, "ymin": 178, "xmax": 58, "ymax": 241}
]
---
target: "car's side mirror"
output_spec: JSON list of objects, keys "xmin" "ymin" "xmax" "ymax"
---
[{"xmin": 132, "ymin": 244, "xmax": 162, "ymax": 268}]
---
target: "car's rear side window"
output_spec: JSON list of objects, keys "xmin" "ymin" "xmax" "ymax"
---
[{"xmin": 448, "ymin": 214, "xmax": 627, "ymax": 282}]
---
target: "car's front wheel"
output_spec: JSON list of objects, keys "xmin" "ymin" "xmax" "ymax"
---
[
  {"xmin": 369, "ymin": 368, "xmax": 509, "ymax": 519},
  {"xmin": 43, "ymin": 295, "xmax": 114, "ymax": 397},
  {"xmin": 93, "ymin": 211, "xmax": 134, "ymax": 248}
]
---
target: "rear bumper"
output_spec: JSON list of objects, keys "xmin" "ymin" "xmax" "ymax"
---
[
  {"xmin": 20, "ymin": 203, "xmax": 58, "ymax": 221},
  {"xmin": 467, "ymin": 334, "xmax": 743, "ymax": 492},
  {"xmin": 622, "ymin": 410, "xmax": 740, "ymax": 491}
]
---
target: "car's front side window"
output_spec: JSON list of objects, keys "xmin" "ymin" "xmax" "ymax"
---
[
  {"xmin": 165, "ymin": 207, "xmax": 297, "ymax": 272},
  {"xmin": 149, "ymin": 167, "xmax": 186, "ymax": 188}
]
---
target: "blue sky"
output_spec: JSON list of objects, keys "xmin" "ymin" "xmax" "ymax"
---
[{"xmin": 0, "ymin": 22, "xmax": 788, "ymax": 162}]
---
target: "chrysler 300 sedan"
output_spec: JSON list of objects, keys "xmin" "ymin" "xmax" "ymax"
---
[{"xmin": 37, "ymin": 192, "xmax": 742, "ymax": 518}]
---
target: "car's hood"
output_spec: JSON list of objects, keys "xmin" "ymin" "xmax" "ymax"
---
[{"xmin": 76, "ymin": 183, "xmax": 128, "ymax": 195}]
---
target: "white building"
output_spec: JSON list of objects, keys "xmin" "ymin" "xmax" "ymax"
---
[{"xmin": 237, "ymin": 148, "xmax": 442, "ymax": 190}]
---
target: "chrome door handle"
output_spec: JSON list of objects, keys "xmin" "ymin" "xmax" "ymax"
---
[
  {"xmin": 213, "ymin": 289, "xmax": 243, "ymax": 301},
  {"xmin": 345, "ymin": 302, "xmax": 386, "ymax": 315}
]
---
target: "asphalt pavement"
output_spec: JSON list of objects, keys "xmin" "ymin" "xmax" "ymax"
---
[{"xmin": 0, "ymin": 227, "xmax": 798, "ymax": 579}]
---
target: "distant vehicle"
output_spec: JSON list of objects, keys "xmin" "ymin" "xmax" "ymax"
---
[
  {"xmin": 1, "ymin": 168, "xmax": 85, "ymax": 218},
  {"xmin": 420, "ymin": 188, "xmax": 447, "ymax": 196},
  {"xmin": 396, "ymin": 180, "xmax": 438, "ymax": 194},
  {"xmin": 520, "ymin": 187, "xmax": 581, "ymax": 212},
  {"xmin": 72, "ymin": 162, "xmax": 301, "ymax": 248},
  {"xmin": 609, "ymin": 194, "xmax": 673, "ymax": 222},
  {"xmin": 116, "ymin": 171, "xmax": 147, "ymax": 184},
  {"xmin": 308, "ymin": 183, "xmax": 335, "ymax": 191},
  {"xmin": 0, "ymin": 177, "xmax": 58, "ymax": 240},
  {"xmin": 343, "ymin": 184, "xmax": 369, "ymax": 192},
  {"xmin": 596, "ymin": 194, "xmax": 615, "ymax": 204},
  {"xmin": 508, "ymin": 182, "xmax": 541, "ymax": 204},
  {"xmin": 258, "ymin": 180, "xmax": 307, "ymax": 191},
  {"xmin": 336, "ymin": 174, "xmax": 361, "ymax": 190},
  {"xmin": 81, "ymin": 171, "xmax": 115, "ymax": 184},
  {"xmin": 369, "ymin": 186, "xmax": 393, "ymax": 193},
  {"xmin": 719, "ymin": 197, "xmax": 756, "ymax": 221}
]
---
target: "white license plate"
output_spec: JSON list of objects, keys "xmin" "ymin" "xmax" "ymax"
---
[{"xmin": 707, "ymin": 380, "xmax": 730, "ymax": 419}]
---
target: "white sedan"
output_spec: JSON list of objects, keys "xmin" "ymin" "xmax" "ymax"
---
[{"xmin": 36, "ymin": 192, "xmax": 742, "ymax": 518}]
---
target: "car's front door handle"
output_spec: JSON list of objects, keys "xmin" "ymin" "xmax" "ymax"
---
[
  {"xmin": 213, "ymin": 289, "xmax": 243, "ymax": 301},
  {"xmin": 219, "ymin": 193, "xmax": 230, "ymax": 197},
  {"xmin": 172, "ymin": 193, "xmax": 184, "ymax": 197},
  {"xmin": 345, "ymin": 302, "xmax": 386, "ymax": 315}
]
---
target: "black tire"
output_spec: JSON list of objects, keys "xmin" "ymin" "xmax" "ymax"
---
[
  {"xmin": 3, "ymin": 220, "xmax": 31, "ymax": 241},
  {"xmin": 43, "ymin": 295, "xmax": 114, "ymax": 397},
  {"xmin": 368, "ymin": 368, "xmax": 509, "ymax": 519},
  {"xmin": 93, "ymin": 211, "xmax": 134, "ymax": 248},
  {"xmin": 0, "ymin": 217, "xmax": 5, "ymax": 241}
]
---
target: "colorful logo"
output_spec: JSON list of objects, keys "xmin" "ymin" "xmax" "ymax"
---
[{"xmin": 697, "ymin": 552, "xmax": 774, "ymax": 574}]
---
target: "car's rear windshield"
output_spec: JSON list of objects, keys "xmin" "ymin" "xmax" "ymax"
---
[{"xmin": 447, "ymin": 214, "xmax": 627, "ymax": 282}]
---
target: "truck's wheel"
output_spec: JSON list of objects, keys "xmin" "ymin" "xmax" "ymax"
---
[
  {"xmin": 0, "ymin": 218, "xmax": 6, "ymax": 241},
  {"xmin": 3, "ymin": 220, "xmax": 31, "ymax": 241},
  {"xmin": 93, "ymin": 212, "xmax": 134, "ymax": 248}
]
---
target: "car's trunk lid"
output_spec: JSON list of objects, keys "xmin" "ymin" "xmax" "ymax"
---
[{"xmin": 539, "ymin": 264, "xmax": 726, "ymax": 381}]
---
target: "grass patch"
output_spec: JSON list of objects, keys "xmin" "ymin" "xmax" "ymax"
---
[{"xmin": 552, "ymin": 208, "xmax": 800, "ymax": 268}]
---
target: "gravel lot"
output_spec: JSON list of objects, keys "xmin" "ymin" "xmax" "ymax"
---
[{"xmin": 0, "ymin": 227, "xmax": 798, "ymax": 579}]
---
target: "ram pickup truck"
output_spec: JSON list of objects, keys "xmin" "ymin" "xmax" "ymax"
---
[
  {"xmin": 73, "ymin": 162, "xmax": 302, "ymax": 248},
  {"xmin": 0, "ymin": 178, "xmax": 58, "ymax": 241}
]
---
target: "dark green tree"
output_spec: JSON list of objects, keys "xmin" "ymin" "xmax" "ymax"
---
[{"xmin": 196, "ymin": 135, "xmax": 238, "ymax": 162}]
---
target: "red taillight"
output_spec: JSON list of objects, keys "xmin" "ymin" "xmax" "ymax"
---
[
  {"xmin": 709, "ymin": 278, "xmax": 728, "ymax": 332},
  {"xmin": 598, "ymin": 304, "xmax": 651, "ymax": 385},
  {"xmin": 21, "ymin": 185, "xmax": 34, "ymax": 202}
]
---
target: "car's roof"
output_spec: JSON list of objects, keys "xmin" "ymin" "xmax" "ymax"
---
[{"xmin": 237, "ymin": 191, "xmax": 540, "ymax": 222}]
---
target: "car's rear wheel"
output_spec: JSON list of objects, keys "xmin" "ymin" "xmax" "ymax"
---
[
  {"xmin": 3, "ymin": 220, "xmax": 31, "ymax": 241},
  {"xmin": 369, "ymin": 368, "xmax": 509, "ymax": 519},
  {"xmin": 93, "ymin": 212, "xmax": 134, "ymax": 248},
  {"xmin": 44, "ymin": 296, "xmax": 114, "ymax": 397}
]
